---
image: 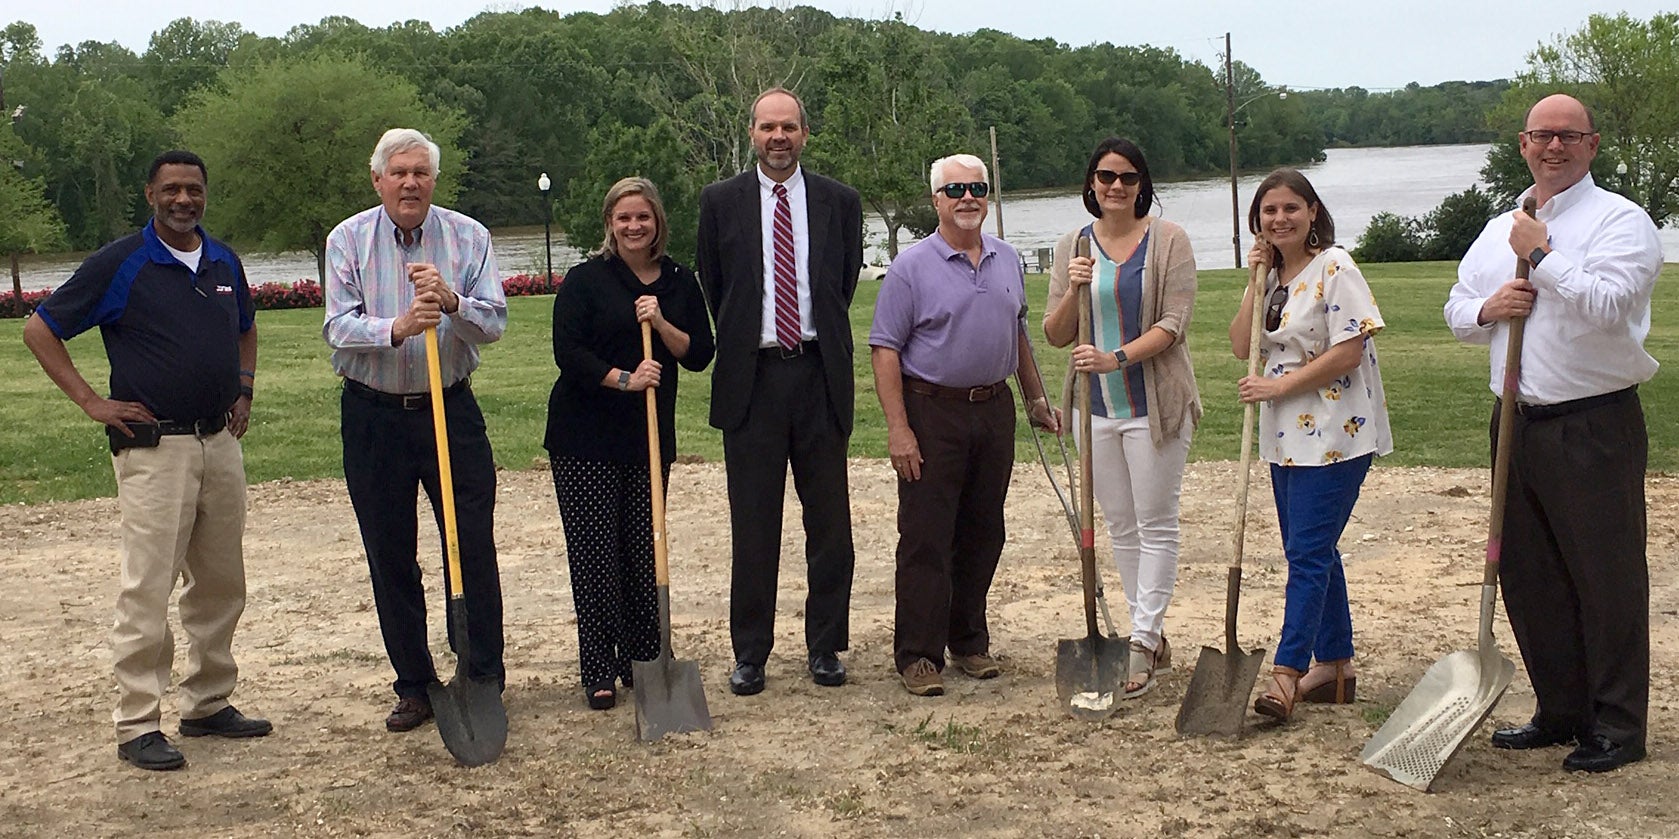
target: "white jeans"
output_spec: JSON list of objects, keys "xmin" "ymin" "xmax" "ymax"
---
[{"xmin": 1075, "ymin": 412, "xmax": 1191, "ymax": 652}]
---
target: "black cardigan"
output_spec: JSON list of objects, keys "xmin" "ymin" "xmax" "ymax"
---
[{"xmin": 543, "ymin": 254, "xmax": 715, "ymax": 465}]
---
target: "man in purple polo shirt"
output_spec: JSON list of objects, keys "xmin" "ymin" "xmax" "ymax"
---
[{"xmin": 869, "ymin": 153, "xmax": 1059, "ymax": 697}]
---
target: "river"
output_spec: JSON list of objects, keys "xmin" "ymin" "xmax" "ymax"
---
[{"xmin": 12, "ymin": 143, "xmax": 1676, "ymax": 290}]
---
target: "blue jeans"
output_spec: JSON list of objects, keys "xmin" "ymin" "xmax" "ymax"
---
[{"xmin": 1270, "ymin": 454, "xmax": 1372, "ymax": 672}]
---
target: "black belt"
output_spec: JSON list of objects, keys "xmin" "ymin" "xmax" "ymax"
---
[
  {"xmin": 759, "ymin": 341, "xmax": 819, "ymax": 360},
  {"xmin": 157, "ymin": 415, "xmax": 228, "ymax": 437},
  {"xmin": 1505, "ymin": 386, "xmax": 1637, "ymax": 422},
  {"xmin": 903, "ymin": 377, "xmax": 1007, "ymax": 402},
  {"xmin": 344, "ymin": 377, "xmax": 470, "ymax": 410}
]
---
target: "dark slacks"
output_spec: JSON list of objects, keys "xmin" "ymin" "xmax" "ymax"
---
[
  {"xmin": 550, "ymin": 455, "xmax": 663, "ymax": 689},
  {"xmin": 724, "ymin": 349, "xmax": 855, "ymax": 665},
  {"xmin": 1492, "ymin": 390, "xmax": 1648, "ymax": 747},
  {"xmin": 342, "ymin": 384, "xmax": 504, "ymax": 700},
  {"xmin": 893, "ymin": 387, "xmax": 1015, "ymax": 674}
]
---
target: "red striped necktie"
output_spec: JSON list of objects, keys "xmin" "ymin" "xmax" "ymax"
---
[{"xmin": 772, "ymin": 183, "xmax": 799, "ymax": 350}]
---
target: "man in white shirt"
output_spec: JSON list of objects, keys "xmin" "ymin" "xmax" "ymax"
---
[{"xmin": 1445, "ymin": 93, "xmax": 1662, "ymax": 773}]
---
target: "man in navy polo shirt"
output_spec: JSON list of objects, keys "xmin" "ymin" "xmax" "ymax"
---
[
  {"xmin": 23, "ymin": 150, "xmax": 269, "ymax": 771},
  {"xmin": 869, "ymin": 153, "xmax": 1059, "ymax": 697}
]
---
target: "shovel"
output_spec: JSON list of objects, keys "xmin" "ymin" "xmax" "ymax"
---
[
  {"xmin": 1014, "ymin": 316, "xmax": 1121, "ymax": 641},
  {"xmin": 632, "ymin": 321, "xmax": 713, "ymax": 741},
  {"xmin": 1360, "ymin": 197, "xmax": 1536, "ymax": 790},
  {"xmin": 421, "ymin": 326, "xmax": 508, "ymax": 767},
  {"xmin": 1174, "ymin": 262, "xmax": 1270, "ymax": 738},
  {"xmin": 1054, "ymin": 235, "xmax": 1127, "ymax": 720}
]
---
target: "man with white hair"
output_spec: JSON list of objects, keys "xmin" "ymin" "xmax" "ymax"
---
[
  {"xmin": 323, "ymin": 128, "xmax": 508, "ymax": 732},
  {"xmin": 869, "ymin": 153, "xmax": 1059, "ymax": 696}
]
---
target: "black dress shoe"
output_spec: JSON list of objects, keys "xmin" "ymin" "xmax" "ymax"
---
[
  {"xmin": 118, "ymin": 731, "xmax": 186, "ymax": 771},
  {"xmin": 385, "ymin": 696, "xmax": 434, "ymax": 732},
  {"xmin": 729, "ymin": 662, "xmax": 766, "ymax": 696},
  {"xmin": 809, "ymin": 652, "xmax": 846, "ymax": 687},
  {"xmin": 1491, "ymin": 722, "xmax": 1577, "ymax": 750},
  {"xmin": 181, "ymin": 705, "xmax": 274, "ymax": 738},
  {"xmin": 1563, "ymin": 734, "xmax": 1646, "ymax": 773}
]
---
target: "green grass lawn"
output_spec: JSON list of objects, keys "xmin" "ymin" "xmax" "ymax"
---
[{"xmin": 2, "ymin": 262, "xmax": 1674, "ymax": 504}]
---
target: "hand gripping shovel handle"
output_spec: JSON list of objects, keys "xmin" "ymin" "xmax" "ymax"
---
[
  {"xmin": 1227, "ymin": 263, "xmax": 1267, "ymax": 652},
  {"xmin": 1483, "ymin": 198, "xmax": 1538, "ymax": 605},
  {"xmin": 1074, "ymin": 235, "xmax": 1099, "ymax": 639},
  {"xmin": 424, "ymin": 327, "xmax": 463, "ymax": 600}
]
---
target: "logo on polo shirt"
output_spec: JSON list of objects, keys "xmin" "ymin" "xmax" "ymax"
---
[{"xmin": 216, "ymin": 284, "xmax": 234, "ymax": 295}]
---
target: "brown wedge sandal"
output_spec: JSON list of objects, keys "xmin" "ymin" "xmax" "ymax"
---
[
  {"xmin": 1299, "ymin": 659, "xmax": 1356, "ymax": 704},
  {"xmin": 1253, "ymin": 665, "xmax": 1303, "ymax": 721}
]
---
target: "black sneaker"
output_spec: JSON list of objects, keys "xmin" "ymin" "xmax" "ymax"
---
[
  {"xmin": 180, "ymin": 706, "xmax": 273, "ymax": 738},
  {"xmin": 118, "ymin": 732, "xmax": 186, "ymax": 771}
]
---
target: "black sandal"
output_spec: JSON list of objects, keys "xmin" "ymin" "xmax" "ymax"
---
[{"xmin": 586, "ymin": 681, "xmax": 616, "ymax": 711}]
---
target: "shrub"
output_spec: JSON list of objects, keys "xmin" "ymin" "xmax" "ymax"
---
[
  {"xmin": 1420, "ymin": 185, "xmax": 1498, "ymax": 261},
  {"xmin": 501, "ymin": 273, "xmax": 562, "ymax": 297},
  {"xmin": 1353, "ymin": 212, "xmax": 1425, "ymax": 263},
  {"xmin": 0, "ymin": 288, "xmax": 52, "ymax": 318},
  {"xmin": 251, "ymin": 280, "xmax": 324, "ymax": 310}
]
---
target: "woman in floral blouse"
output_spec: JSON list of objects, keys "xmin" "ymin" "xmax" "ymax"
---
[{"xmin": 1229, "ymin": 168, "xmax": 1393, "ymax": 723}]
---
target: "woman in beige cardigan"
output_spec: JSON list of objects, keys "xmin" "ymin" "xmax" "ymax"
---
[{"xmin": 1043, "ymin": 136, "xmax": 1202, "ymax": 698}]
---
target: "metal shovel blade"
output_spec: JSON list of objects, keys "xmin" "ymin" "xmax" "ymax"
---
[
  {"xmin": 1360, "ymin": 645, "xmax": 1515, "ymax": 791},
  {"xmin": 1175, "ymin": 642, "xmax": 1268, "ymax": 737},
  {"xmin": 632, "ymin": 653, "xmax": 712, "ymax": 742},
  {"xmin": 1055, "ymin": 634, "xmax": 1126, "ymax": 721},
  {"xmin": 427, "ymin": 611, "xmax": 508, "ymax": 767},
  {"xmin": 632, "ymin": 587, "xmax": 712, "ymax": 742}
]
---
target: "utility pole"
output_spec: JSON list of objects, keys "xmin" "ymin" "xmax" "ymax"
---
[
  {"xmin": 1226, "ymin": 32, "xmax": 1241, "ymax": 269},
  {"xmin": 989, "ymin": 125, "xmax": 1005, "ymax": 239}
]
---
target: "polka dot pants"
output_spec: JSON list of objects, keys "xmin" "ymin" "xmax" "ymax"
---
[{"xmin": 550, "ymin": 455, "xmax": 663, "ymax": 689}]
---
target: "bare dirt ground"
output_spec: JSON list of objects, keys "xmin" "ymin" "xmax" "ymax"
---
[{"xmin": 1, "ymin": 459, "xmax": 1676, "ymax": 838}]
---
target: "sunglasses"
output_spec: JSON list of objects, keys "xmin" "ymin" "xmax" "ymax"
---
[
  {"xmin": 1094, "ymin": 169, "xmax": 1142, "ymax": 187},
  {"xmin": 938, "ymin": 181, "xmax": 990, "ymax": 199},
  {"xmin": 1264, "ymin": 282, "xmax": 1289, "ymax": 332}
]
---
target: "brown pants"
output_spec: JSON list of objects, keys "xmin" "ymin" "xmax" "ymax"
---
[
  {"xmin": 893, "ymin": 387, "xmax": 1015, "ymax": 674},
  {"xmin": 110, "ymin": 431, "xmax": 247, "ymax": 742}
]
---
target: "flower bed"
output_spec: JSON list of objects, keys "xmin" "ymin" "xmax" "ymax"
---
[{"xmin": 2, "ymin": 273, "xmax": 564, "ymax": 318}]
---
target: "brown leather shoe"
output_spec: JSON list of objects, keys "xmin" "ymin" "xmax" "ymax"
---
[
  {"xmin": 951, "ymin": 652, "xmax": 1001, "ymax": 679},
  {"xmin": 385, "ymin": 696, "xmax": 433, "ymax": 732},
  {"xmin": 901, "ymin": 658, "xmax": 945, "ymax": 696}
]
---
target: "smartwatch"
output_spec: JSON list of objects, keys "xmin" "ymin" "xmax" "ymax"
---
[
  {"xmin": 1529, "ymin": 247, "xmax": 1548, "ymax": 267},
  {"xmin": 617, "ymin": 370, "xmax": 632, "ymax": 391},
  {"xmin": 1112, "ymin": 349, "xmax": 1128, "ymax": 369}
]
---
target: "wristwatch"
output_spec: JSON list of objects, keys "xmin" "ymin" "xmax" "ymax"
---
[
  {"xmin": 1112, "ymin": 349, "xmax": 1128, "ymax": 369},
  {"xmin": 1529, "ymin": 247, "xmax": 1548, "ymax": 267},
  {"xmin": 617, "ymin": 370, "xmax": 632, "ymax": 391}
]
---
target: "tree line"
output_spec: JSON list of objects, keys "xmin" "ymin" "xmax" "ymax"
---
[{"xmin": 2, "ymin": 5, "xmax": 1672, "ymax": 281}]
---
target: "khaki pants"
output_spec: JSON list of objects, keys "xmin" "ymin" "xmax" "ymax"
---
[{"xmin": 110, "ymin": 430, "xmax": 247, "ymax": 742}]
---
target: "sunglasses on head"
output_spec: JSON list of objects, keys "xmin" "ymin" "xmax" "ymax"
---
[
  {"xmin": 1094, "ymin": 169, "xmax": 1142, "ymax": 187},
  {"xmin": 1264, "ymin": 282, "xmax": 1289, "ymax": 332}
]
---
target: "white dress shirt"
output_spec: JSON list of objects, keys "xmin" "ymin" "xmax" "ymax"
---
[
  {"xmin": 1446, "ymin": 174, "xmax": 1663, "ymax": 404},
  {"xmin": 757, "ymin": 165, "xmax": 815, "ymax": 347}
]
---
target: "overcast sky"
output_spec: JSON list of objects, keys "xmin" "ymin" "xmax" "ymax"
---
[{"xmin": 16, "ymin": 1, "xmax": 1672, "ymax": 91}]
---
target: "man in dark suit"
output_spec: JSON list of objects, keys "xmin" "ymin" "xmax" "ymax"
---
[{"xmin": 696, "ymin": 87, "xmax": 863, "ymax": 696}]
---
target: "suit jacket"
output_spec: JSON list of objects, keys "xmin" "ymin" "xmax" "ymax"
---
[{"xmin": 696, "ymin": 168, "xmax": 864, "ymax": 434}]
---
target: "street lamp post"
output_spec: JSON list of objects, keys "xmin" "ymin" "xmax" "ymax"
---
[
  {"xmin": 1224, "ymin": 33, "xmax": 1286, "ymax": 267},
  {"xmin": 537, "ymin": 172, "xmax": 553, "ymax": 285}
]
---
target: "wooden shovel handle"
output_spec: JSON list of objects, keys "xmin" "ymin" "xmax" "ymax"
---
[
  {"xmin": 1485, "ymin": 196, "xmax": 1539, "ymax": 585},
  {"xmin": 1074, "ymin": 235, "xmax": 1099, "ymax": 638},
  {"xmin": 642, "ymin": 321, "xmax": 670, "ymax": 588},
  {"xmin": 423, "ymin": 326, "xmax": 463, "ymax": 600}
]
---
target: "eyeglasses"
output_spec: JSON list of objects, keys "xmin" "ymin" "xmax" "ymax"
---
[
  {"xmin": 937, "ymin": 181, "xmax": 990, "ymax": 199},
  {"xmin": 1521, "ymin": 129, "xmax": 1593, "ymax": 146},
  {"xmin": 1264, "ymin": 282, "xmax": 1289, "ymax": 332},
  {"xmin": 1094, "ymin": 169, "xmax": 1142, "ymax": 187}
]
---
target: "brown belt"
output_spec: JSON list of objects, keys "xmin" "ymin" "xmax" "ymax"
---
[{"xmin": 903, "ymin": 377, "xmax": 1007, "ymax": 402}]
